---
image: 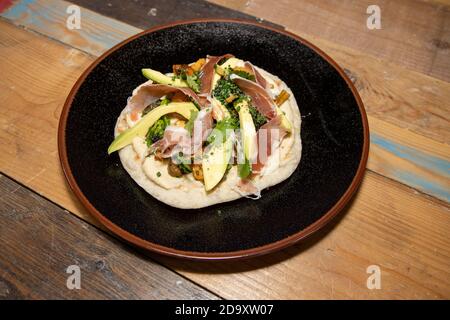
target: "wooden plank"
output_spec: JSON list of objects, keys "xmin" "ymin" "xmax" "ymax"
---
[
  {"xmin": 0, "ymin": 20, "xmax": 449, "ymax": 299},
  {"xmin": 430, "ymin": 11, "xmax": 450, "ymax": 81},
  {"xmin": 1, "ymin": 1, "xmax": 449, "ymax": 201},
  {"xmin": 317, "ymin": 33, "xmax": 450, "ymax": 146},
  {"xmin": 2, "ymin": 0, "xmax": 449, "ymax": 143},
  {"xmin": 368, "ymin": 117, "xmax": 450, "ymax": 202},
  {"xmin": 208, "ymin": 0, "xmax": 450, "ymax": 83},
  {"xmin": 0, "ymin": 174, "xmax": 219, "ymax": 299},
  {"xmin": 0, "ymin": 0, "xmax": 141, "ymax": 57},
  {"xmin": 161, "ymin": 171, "xmax": 450, "ymax": 299},
  {"xmin": 0, "ymin": 18, "xmax": 96, "ymax": 224},
  {"xmin": 70, "ymin": 0, "xmax": 283, "ymax": 30}
]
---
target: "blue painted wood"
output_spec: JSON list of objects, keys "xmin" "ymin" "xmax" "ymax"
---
[
  {"xmin": 371, "ymin": 133, "xmax": 450, "ymax": 202},
  {"xmin": 2, "ymin": 0, "xmax": 449, "ymax": 202},
  {"xmin": 1, "ymin": 0, "xmax": 141, "ymax": 56}
]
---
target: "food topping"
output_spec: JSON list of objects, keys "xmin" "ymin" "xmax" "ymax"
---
[
  {"xmin": 274, "ymin": 89, "xmax": 290, "ymax": 106},
  {"xmin": 192, "ymin": 164, "xmax": 204, "ymax": 181},
  {"xmin": 110, "ymin": 55, "xmax": 295, "ymax": 192}
]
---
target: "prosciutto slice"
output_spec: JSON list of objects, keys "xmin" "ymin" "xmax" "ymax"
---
[
  {"xmin": 151, "ymin": 126, "xmax": 192, "ymax": 157},
  {"xmin": 244, "ymin": 61, "xmax": 267, "ymax": 89},
  {"xmin": 128, "ymin": 83, "xmax": 202, "ymax": 113},
  {"xmin": 152, "ymin": 108, "xmax": 213, "ymax": 157},
  {"xmin": 199, "ymin": 54, "xmax": 234, "ymax": 96},
  {"xmin": 231, "ymin": 76, "xmax": 277, "ymax": 119},
  {"xmin": 191, "ymin": 108, "xmax": 213, "ymax": 153},
  {"xmin": 252, "ymin": 115, "xmax": 289, "ymax": 173},
  {"xmin": 234, "ymin": 179, "xmax": 261, "ymax": 199}
]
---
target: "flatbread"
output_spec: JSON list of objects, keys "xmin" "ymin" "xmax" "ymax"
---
[{"xmin": 114, "ymin": 66, "xmax": 302, "ymax": 209}]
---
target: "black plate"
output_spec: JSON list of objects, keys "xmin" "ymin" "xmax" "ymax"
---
[{"xmin": 59, "ymin": 19, "xmax": 369, "ymax": 260}]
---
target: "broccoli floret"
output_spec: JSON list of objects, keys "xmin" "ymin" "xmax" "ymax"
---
[{"xmin": 145, "ymin": 116, "xmax": 170, "ymax": 146}]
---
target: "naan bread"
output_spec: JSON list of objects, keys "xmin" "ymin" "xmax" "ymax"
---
[{"xmin": 115, "ymin": 66, "xmax": 302, "ymax": 209}]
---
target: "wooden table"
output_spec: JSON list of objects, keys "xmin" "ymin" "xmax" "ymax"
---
[{"xmin": 0, "ymin": 0, "xmax": 449, "ymax": 299}]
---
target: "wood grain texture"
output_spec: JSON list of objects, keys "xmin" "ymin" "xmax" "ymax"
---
[
  {"xmin": 161, "ymin": 171, "xmax": 450, "ymax": 299},
  {"xmin": 368, "ymin": 117, "xmax": 450, "ymax": 202},
  {"xmin": 0, "ymin": 0, "xmax": 141, "ymax": 57},
  {"xmin": 0, "ymin": 18, "xmax": 97, "ymax": 224},
  {"xmin": 70, "ymin": 0, "xmax": 282, "ymax": 30},
  {"xmin": 3, "ymin": 0, "xmax": 449, "ymax": 143},
  {"xmin": 0, "ymin": 174, "xmax": 219, "ymax": 300},
  {"xmin": 208, "ymin": 0, "xmax": 450, "ymax": 82},
  {"xmin": 296, "ymin": 33, "xmax": 450, "ymax": 146},
  {"xmin": 1, "ymin": 0, "xmax": 449, "ymax": 201},
  {"xmin": 0, "ymin": 19, "xmax": 449, "ymax": 299}
]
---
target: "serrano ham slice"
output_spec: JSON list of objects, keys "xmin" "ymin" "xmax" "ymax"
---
[
  {"xmin": 152, "ymin": 108, "xmax": 213, "ymax": 157},
  {"xmin": 234, "ymin": 178, "xmax": 261, "ymax": 199},
  {"xmin": 128, "ymin": 83, "xmax": 202, "ymax": 113},
  {"xmin": 231, "ymin": 76, "xmax": 277, "ymax": 119},
  {"xmin": 199, "ymin": 54, "xmax": 234, "ymax": 95},
  {"xmin": 191, "ymin": 108, "xmax": 213, "ymax": 153},
  {"xmin": 151, "ymin": 126, "xmax": 192, "ymax": 157},
  {"xmin": 252, "ymin": 115, "xmax": 289, "ymax": 173},
  {"xmin": 244, "ymin": 61, "xmax": 267, "ymax": 89}
]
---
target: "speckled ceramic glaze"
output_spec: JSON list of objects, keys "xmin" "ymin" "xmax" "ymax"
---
[{"xmin": 59, "ymin": 20, "xmax": 369, "ymax": 260}]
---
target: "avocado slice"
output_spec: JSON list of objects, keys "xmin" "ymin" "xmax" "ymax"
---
[
  {"xmin": 275, "ymin": 106, "xmax": 292, "ymax": 133},
  {"xmin": 142, "ymin": 68, "xmax": 188, "ymax": 87},
  {"xmin": 220, "ymin": 57, "xmax": 242, "ymax": 70},
  {"xmin": 202, "ymin": 137, "xmax": 233, "ymax": 191},
  {"xmin": 108, "ymin": 102, "xmax": 197, "ymax": 154},
  {"xmin": 235, "ymin": 99, "xmax": 257, "ymax": 163}
]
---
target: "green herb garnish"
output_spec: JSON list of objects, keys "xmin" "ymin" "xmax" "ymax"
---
[
  {"xmin": 248, "ymin": 106, "xmax": 267, "ymax": 130},
  {"xmin": 212, "ymin": 78, "xmax": 243, "ymax": 106},
  {"xmin": 206, "ymin": 117, "xmax": 239, "ymax": 145},
  {"xmin": 178, "ymin": 67, "xmax": 201, "ymax": 93},
  {"xmin": 238, "ymin": 158, "xmax": 251, "ymax": 179},
  {"xmin": 175, "ymin": 152, "xmax": 192, "ymax": 174}
]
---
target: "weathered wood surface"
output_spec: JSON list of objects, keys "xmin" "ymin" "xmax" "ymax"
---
[
  {"xmin": 209, "ymin": 0, "xmax": 450, "ymax": 83},
  {"xmin": 0, "ymin": 0, "xmax": 449, "ymax": 299},
  {"xmin": 159, "ymin": 171, "xmax": 450, "ymax": 299},
  {"xmin": 1, "ymin": 0, "xmax": 448, "ymax": 201},
  {"xmin": 0, "ymin": 19, "xmax": 449, "ymax": 299},
  {"xmin": 0, "ymin": 174, "xmax": 219, "ymax": 300},
  {"xmin": 70, "ymin": 0, "xmax": 283, "ymax": 30}
]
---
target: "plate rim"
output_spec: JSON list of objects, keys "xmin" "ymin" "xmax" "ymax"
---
[{"xmin": 58, "ymin": 18, "xmax": 370, "ymax": 261}]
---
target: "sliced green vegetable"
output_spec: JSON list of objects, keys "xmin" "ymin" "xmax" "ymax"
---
[
  {"xmin": 234, "ymin": 99, "xmax": 257, "ymax": 163},
  {"xmin": 142, "ymin": 97, "xmax": 171, "ymax": 116},
  {"xmin": 232, "ymin": 69, "xmax": 255, "ymax": 81},
  {"xmin": 276, "ymin": 106, "xmax": 293, "ymax": 133},
  {"xmin": 202, "ymin": 136, "xmax": 234, "ymax": 191},
  {"xmin": 219, "ymin": 57, "xmax": 242, "ymax": 70},
  {"xmin": 108, "ymin": 102, "xmax": 197, "ymax": 154},
  {"xmin": 142, "ymin": 68, "xmax": 188, "ymax": 87}
]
